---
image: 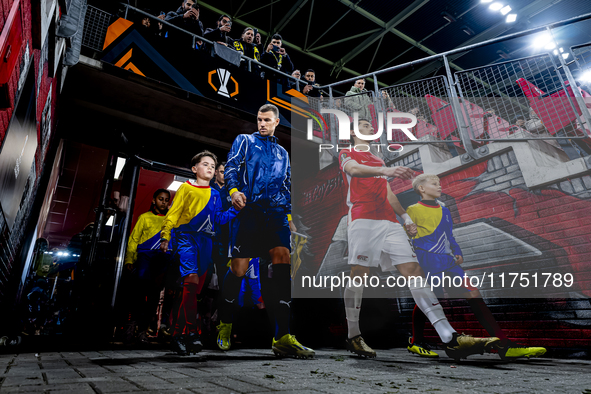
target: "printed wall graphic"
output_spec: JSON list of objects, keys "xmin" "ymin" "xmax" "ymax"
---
[{"xmin": 0, "ymin": 71, "xmax": 38, "ymax": 229}]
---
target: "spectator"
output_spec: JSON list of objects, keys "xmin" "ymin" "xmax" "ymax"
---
[
  {"xmin": 136, "ymin": 10, "xmax": 166, "ymax": 45},
  {"xmin": 410, "ymin": 107, "xmax": 427, "ymax": 122},
  {"xmin": 204, "ymin": 14, "xmax": 232, "ymax": 46},
  {"xmin": 303, "ymin": 69, "xmax": 322, "ymax": 98},
  {"xmin": 345, "ymin": 78, "xmax": 372, "ymax": 121},
  {"xmin": 289, "ymin": 69, "xmax": 302, "ymax": 90},
  {"xmin": 165, "ymin": 0, "xmax": 204, "ymax": 49},
  {"xmin": 232, "ymin": 27, "xmax": 262, "ymax": 71},
  {"xmin": 381, "ymin": 90, "xmax": 395, "ymax": 110},
  {"xmin": 525, "ymin": 108, "xmax": 546, "ymax": 134},
  {"xmin": 262, "ymin": 33, "xmax": 294, "ymax": 75}
]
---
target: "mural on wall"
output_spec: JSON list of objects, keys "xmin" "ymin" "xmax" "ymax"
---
[{"xmin": 293, "ymin": 149, "xmax": 591, "ymax": 343}]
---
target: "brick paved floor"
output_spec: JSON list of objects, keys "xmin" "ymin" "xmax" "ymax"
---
[{"xmin": 1, "ymin": 347, "xmax": 590, "ymax": 393}]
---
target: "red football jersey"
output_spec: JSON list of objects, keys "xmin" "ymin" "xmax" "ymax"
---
[{"xmin": 338, "ymin": 149, "xmax": 399, "ymax": 223}]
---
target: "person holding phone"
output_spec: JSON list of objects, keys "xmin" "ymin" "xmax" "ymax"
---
[
  {"xmin": 262, "ymin": 33, "xmax": 294, "ymax": 75},
  {"xmin": 204, "ymin": 14, "xmax": 233, "ymax": 46},
  {"xmin": 165, "ymin": 0, "xmax": 204, "ymax": 49}
]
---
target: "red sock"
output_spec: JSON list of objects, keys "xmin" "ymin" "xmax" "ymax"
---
[
  {"xmin": 173, "ymin": 282, "xmax": 199, "ymax": 337},
  {"xmin": 411, "ymin": 304, "xmax": 428, "ymax": 343},
  {"xmin": 466, "ymin": 298, "xmax": 509, "ymax": 343}
]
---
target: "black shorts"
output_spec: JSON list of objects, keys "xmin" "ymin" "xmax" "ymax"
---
[{"xmin": 229, "ymin": 206, "xmax": 291, "ymax": 258}]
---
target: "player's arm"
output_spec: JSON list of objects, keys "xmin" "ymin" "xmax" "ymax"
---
[
  {"xmin": 386, "ymin": 184, "xmax": 417, "ymax": 237},
  {"xmin": 282, "ymin": 156, "xmax": 292, "ymax": 221},
  {"xmin": 446, "ymin": 211, "xmax": 463, "ymax": 264},
  {"xmin": 160, "ymin": 186, "xmax": 186, "ymax": 251},
  {"xmin": 226, "ymin": 135, "xmax": 248, "ymax": 209},
  {"xmin": 213, "ymin": 192, "xmax": 239, "ymax": 225},
  {"xmin": 124, "ymin": 215, "xmax": 144, "ymax": 270},
  {"xmin": 344, "ymin": 160, "xmax": 414, "ymax": 179}
]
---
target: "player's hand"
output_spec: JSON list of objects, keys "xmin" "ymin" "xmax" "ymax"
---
[
  {"xmin": 455, "ymin": 255, "xmax": 463, "ymax": 265},
  {"xmin": 266, "ymin": 43, "xmax": 274, "ymax": 53},
  {"xmin": 405, "ymin": 223, "xmax": 417, "ymax": 237},
  {"xmin": 231, "ymin": 191, "xmax": 247, "ymax": 210},
  {"xmin": 289, "ymin": 220, "xmax": 297, "ymax": 232},
  {"xmin": 278, "ymin": 48, "xmax": 286, "ymax": 56},
  {"xmin": 220, "ymin": 24, "xmax": 231, "ymax": 33},
  {"xmin": 383, "ymin": 166, "xmax": 414, "ymax": 180},
  {"xmin": 303, "ymin": 85, "xmax": 313, "ymax": 94},
  {"xmin": 160, "ymin": 240, "xmax": 169, "ymax": 253}
]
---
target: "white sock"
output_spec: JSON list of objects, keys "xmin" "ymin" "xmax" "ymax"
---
[
  {"xmin": 344, "ymin": 282, "xmax": 364, "ymax": 339},
  {"xmin": 408, "ymin": 279, "xmax": 456, "ymax": 343}
]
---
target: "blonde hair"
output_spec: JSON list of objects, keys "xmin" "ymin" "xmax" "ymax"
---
[{"xmin": 412, "ymin": 174, "xmax": 440, "ymax": 195}]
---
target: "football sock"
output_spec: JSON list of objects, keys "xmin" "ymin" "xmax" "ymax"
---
[
  {"xmin": 467, "ymin": 297, "xmax": 508, "ymax": 343},
  {"xmin": 259, "ymin": 259, "xmax": 276, "ymax": 335},
  {"xmin": 271, "ymin": 263, "xmax": 291, "ymax": 339},
  {"xmin": 173, "ymin": 282, "xmax": 198, "ymax": 336},
  {"xmin": 344, "ymin": 281, "xmax": 364, "ymax": 339},
  {"xmin": 218, "ymin": 269, "xmax": 244, "ymax": 324},
  {"xmin": 408, "ymin": 280, "xmax": 455, "ymax": 344},
  {"xmin": 411, "ymin": 304, "xmax": 428, "ymax": 343}
]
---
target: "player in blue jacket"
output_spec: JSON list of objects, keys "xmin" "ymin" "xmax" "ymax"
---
[{"xmin": 216, "ymin": 103, "xmax": 314, "ymax": 358}]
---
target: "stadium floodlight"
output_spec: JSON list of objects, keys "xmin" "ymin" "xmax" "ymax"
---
[
  {"xmin": 506, "ymin": 13, "xmax": 517, "ymax": 22},
  {"xmin": 533, "ymin": 34, "xmax": 552, "ymax": 48},
  {"xmin": 500, "ymin": 5, "xmax": 512, "ymax": 15},
  {"xmin": 544, "ymin": 42, "xmax": 556, "ymax": 50},
  {"xmin": 562, "ymin": 53, "xmax": 570, "ymax": 59},
  {"xmin": 581, "ymin": 71, "xmax": 591, "ymax": 83},
  {"xmin": 480, "ymin": 0, "xmax": 493, "ymax": 3},
  {"xmin": 489, "ymin": 3, "xmax": 504, "ymax": 11}
]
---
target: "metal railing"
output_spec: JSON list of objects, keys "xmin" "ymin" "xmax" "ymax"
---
[
  {"xmin": 81, "ymin": 4, "xmax": 306, "ymax": 91},
  {"xmin": 81, "ymin": 5, "xmax": 111, "ymax": 52},
  {"xmin": 81, "ymin": 4, "xmax": 591, "ymax": 162},
  {"xmin": 314, "ymin": 12, "xmax": 591, "ymax": 162}
]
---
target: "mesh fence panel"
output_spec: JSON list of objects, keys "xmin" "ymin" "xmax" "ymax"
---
[
  {"xmin": 455, "ymin": 54, "xmax": 589, "ymax": 144},
  {"xmin": 380, "ymin": 77, "xmax": 450, "ymax": 143},
  {"xmin": 82, "ymin": 5, "xmax": 112, "ymax": 52}
]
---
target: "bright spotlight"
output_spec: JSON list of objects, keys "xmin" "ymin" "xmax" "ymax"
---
[
  {"xmin": 533, "ymin": 34, "xmax": 552, "ymax": 48},
  {"xmin": 553, "ymin": 49, "xmax": 558, "ymax": 55},
  {"xmin": 544, "ymin": 42, "xmax": 556, "ymax": 50},
  {"xmin": 489, "ymin": 3, "xmax": 504, "ymax": 11},
  {"xmin": 500, "ymin": 5, "xmax": 512, "ymax": 15},
  {"xmin": 581, "ymin": 71, "xmax": 591, "ymax": 83},
  {"xmin": 506, "ymin": 14, "xmax": 517, "ymax": 23},
  {"xmin": 167, "ymin": 181, "xmax": 184, "ymax": 191},
  {"xmin": 114, "ymin": 158, "xmax": 126, "ymax": 180},
  {"xmin": 562, "ymin": 53, "xmax": 570, "ymax": 60},
  {"xmin": 481, "ymin": 0, "xmax": 493, "ymax": 2}
]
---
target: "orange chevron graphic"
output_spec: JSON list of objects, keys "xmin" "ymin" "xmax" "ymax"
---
[
  {"xmin": 104, "ymin": 18, "xmax": 134, "ymax": 50},
  {"xmin": 266, "ymin": 80, "xmax": 309, "ymax": 118}
]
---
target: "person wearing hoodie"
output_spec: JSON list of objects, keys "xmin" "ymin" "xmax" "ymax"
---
[
  {"xmin": 345, "ymin": 78, "xmax": 372, "ymax": 121},
  {"xmin": 165, "ymin": 0, "xmax": 204, "ymax": 50}
]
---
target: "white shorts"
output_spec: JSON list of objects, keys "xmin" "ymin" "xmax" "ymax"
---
[{"xmin": 348, "ymin": 219, "xmax": 418, "ymax": 272}]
